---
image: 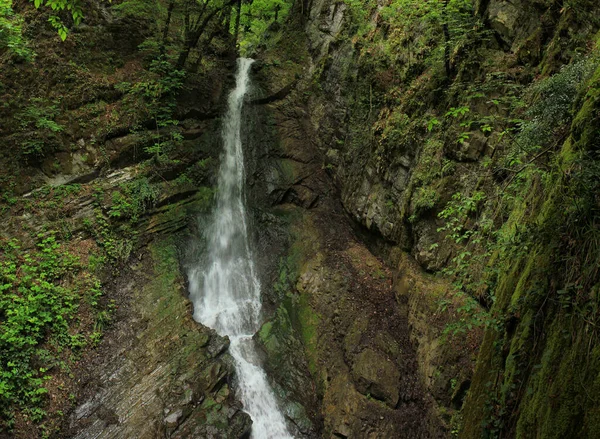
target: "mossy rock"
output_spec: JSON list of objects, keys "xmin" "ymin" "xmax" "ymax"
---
[{"xmin": 351, "ymin": 348, "xmax": 401, "ymax": 408}]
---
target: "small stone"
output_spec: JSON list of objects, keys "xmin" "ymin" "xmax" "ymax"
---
[{"xmin": 164, "ymin": 409, "xmax": 183, "ymax": 428}]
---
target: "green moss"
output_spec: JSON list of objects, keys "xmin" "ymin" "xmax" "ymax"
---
[
  {"xmin": 571, "ymin": 64, "xmax": 600, "ymax": 151},
  {"xmin": 200, "ymin": 396, "xmax": 228, "ymax": 428},
  {"xmin": 278, "ymin": 159, "xmax": 297, "ymax": 185},
  {"xmin": 508, "ymin": 250, "xmax": 539, "ymax": 307},
  {"xmin": 410, "ymin": 186, "xmax": 440, "ymax": 220},
  {"xmin": 148, "ymin": 239, "xmax": 180, "ymax": 298},
  {"xmin": 258, "ymin": 321, "xmax": 274, "ymax": 344},
  {"xmin": 257, "ymin": 305, "xmax": 297, "ymax": 366},
  {"xmin": 460, "ymin": 328, "xmax": 501, "ymax": 438},
  {"xmin": 515, "ymin": 315, "xmax": 600, "ymax": 438},
  {"xmin": 295, "ymin": 292, "xmax": 320, "ymax": 376},
  {"xmin": 140, "ymin": 236, "xmax": 211, "ymax": 365},
  {"xmin": 462, "ymin": 76, "xmax": 600, "ymax": 434},
  {"xmin": 411, "ymin": 138, "xmax": 446, "ymax": 186}
]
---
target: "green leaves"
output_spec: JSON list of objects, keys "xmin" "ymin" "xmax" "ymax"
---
[
  {"xmin": 378, "ymin": 0, "xmax": 477, "ymax": 72},
  {"xmin": 427, "ymin": 117, "xmax": 441, "ymax": 132},
  {"xmin": 456, "ymin": 131, "xmax": 470, "ymax": 144},
  {"xmin": 17, "ymin": 98, "xmax": 64, "ymax": 158},
  {"xmin": 54, "ymin": 22, "xmax": 65, "ymax": 41},
  {"xmin": 30, "ymin": 0, "xmax": 85, "ymax": 40},
  {"xmin": 238, "ymin": 0, "xmax": 293, "ymax": 54},
  {"xmin": 109, "ymin": 178, "xmax": 159, "ymax": 222},
  {"xmin": 48, "ymin": 16, "xmax": 68, "ymax": 41},
  {"xmin": 446, "ymin": 106, "xmax": 470, "ymax": 118},
  {"xmin": 0, "ymin": 233, "xmax": 103, "ymax": 426},
  {"xmin": 0, "ymin": 0, "xmax": 34, "ymax": 60},
  {"xmin": 481, "ymin": 124, "xmax": 493, "ymax": 134}
]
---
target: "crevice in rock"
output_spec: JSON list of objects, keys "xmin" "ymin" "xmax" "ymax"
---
[{"xmin": 249, "ymin": 79, "xmax": 299, "ymax": 105}]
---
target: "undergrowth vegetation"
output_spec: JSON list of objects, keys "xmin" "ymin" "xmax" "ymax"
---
[
  {"xmin": 0, "ymin": 234, "xmax": 104, "ymax": 429},
  {"xmin": 17, "ymin": 99, "xmax": 64, "ymax": 159},
  {"xmin": 438, "ymin": 55, "xmax": 599, "ymax": 302}
]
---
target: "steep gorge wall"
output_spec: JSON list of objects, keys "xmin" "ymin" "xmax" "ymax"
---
[{"xmin": 259, "ymin": 0, "xmax": 600, "ymax": 436}]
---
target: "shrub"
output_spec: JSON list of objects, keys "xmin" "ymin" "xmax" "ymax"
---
[
  {"xmin": 17, "ymin": 99, "xmax": 64, "ymax": 158},
  {"xmin": 0, "ymin": 234, "xmax": 102, "ymax": 426},
  {"xmin": 509, "ymin": 58, "xmax": 598, "ymax": 165},
  {"xmin": 109, "ymin": 177, "xmax": 160, "ymax": 221}
]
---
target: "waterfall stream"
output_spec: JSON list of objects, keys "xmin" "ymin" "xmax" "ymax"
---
[{"xmin": 188, "ymin": 58, "xmax": 293, "ymax": 439}]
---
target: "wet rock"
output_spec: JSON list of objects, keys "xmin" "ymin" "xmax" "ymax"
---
[
  {"xmin": 67, "ymin": 239, "xmax": 242, "ymax": 439},
  {"xmin": 351, "ymin": 348, "xmax": 400, "ymax": 407},
  {"xmin": 208, "ymin": 334, "xmax": 231, "ymax": 358},
  {"xmin": 143, "ymin": 191, "xmax": 214, "ymax": 237},
  {"xmin": 283, "ymin": 399, "xmax": 314, "ymax": 434},
  {"xmin": 413, "ymin": 220, "xmax": 450, "ymax": 272},
  {"xmin": 255, "ymin": 306, "xmax": 318, "ymax": 436},
  {"xmin": 446, "ymin": 131, "xmax": 488, "ymax": 162},
  {"xmin": 164, "ymin": 409, "xmax": 184, "ymax": 428},
  {"xmin": 488, "ymin": 1, "xmax": 522, "ymax": 41},
  {"xmin": 171, "ymin": 397, "xmax": 252, "ymax": 439},
  {"xmin": 201, "ymin": 361, "xmax": 230, "ymax": 393}
]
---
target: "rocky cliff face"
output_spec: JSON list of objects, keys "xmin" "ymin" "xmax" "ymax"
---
[
  {"xmin": 246, "ymin": 66, "xmax": 448, "ymax": 436},
  {"xmin": 66, "ymin": 237, "xmax": 251, "ymax": 439},
  {"xmin": 245, "ymin": 13, "xmax": 478, "ymax": 436},
  {"xmin": 253, "ymin": 0, "xmax": 600, "ymax": 437}
]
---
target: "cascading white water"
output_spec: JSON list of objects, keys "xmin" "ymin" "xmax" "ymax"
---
[{"xmin": 188, "ymin": 58, "xmax": 293, "ymax": 439}]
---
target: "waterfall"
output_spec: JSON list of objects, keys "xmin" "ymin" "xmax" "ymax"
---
[{"xmin": 188, "ymin": 58, "xmax": 293, "ymax": 439}]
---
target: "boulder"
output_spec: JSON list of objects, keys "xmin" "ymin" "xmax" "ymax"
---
[{"xmin": 351, "ymin": 348, "xmax": 400, "ymax": 407}]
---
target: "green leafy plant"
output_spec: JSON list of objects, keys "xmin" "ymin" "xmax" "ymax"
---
[
  {"xmin": 0, "ymin": 0, "xmax": 33, "ymax": 60},
  {"xmin": 116, "ymin": 57, "xmax": 185, "ymax": 168},
  {"xmin": 17, "ymin": 99, "xmax": 64, "ymax": 158},
  {"xmin": 379, "ymin": 0, "xmax": 478, "ymax": 76},
  {"xmin": 438, "ymin": 191, "xmax": 486, "ymax": 243},
  {"xmin": 446, "ymin": 106, "xmax": 470, "ymax": 118},
  {"xmin": 0, "ymin": 234, "xmax": 103, "ymax": 426},
  {"xmin": 506, "ymin": 58, "xmax": 598, "ymax": 168},
  {"xmin": 29, "ymin": 0, "xmax": 83, "ymax": 40},
  {"xmin": 109, "ymin": 177, "xmax": 159, "ymax": 221},
  {"xmin": 427, "ymin": 117, "xmax": 441, "ymax": 132},
  {"xmin": 410, "ymin": 186, "xmax": 440, "ymax": 221}
]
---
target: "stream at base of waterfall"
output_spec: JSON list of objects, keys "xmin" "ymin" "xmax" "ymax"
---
[{"xmin": 187, "ymin": 58, "xmax": 293, "ymax": 439}]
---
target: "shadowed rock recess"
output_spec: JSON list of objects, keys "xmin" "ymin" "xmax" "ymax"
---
[{"xmin": 1, "ymin": 0, "xmax": 600, "ymax": 438}]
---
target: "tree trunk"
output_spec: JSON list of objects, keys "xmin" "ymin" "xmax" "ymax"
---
[
  {"xmin": 177, "ymin": 45, "xmax": 193, "ymax": 68},
  {"xmin": 177, "ymin": 0, "xmax": 238, "ymax": 69},
  {"xmin": 162, "ymin": 0, "xmax": 176, "ymax": 49}
]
